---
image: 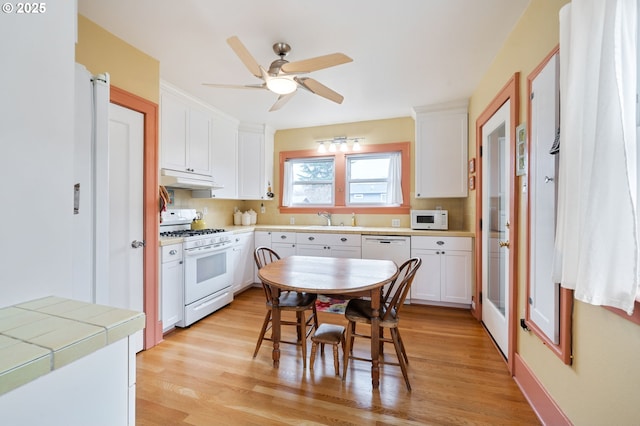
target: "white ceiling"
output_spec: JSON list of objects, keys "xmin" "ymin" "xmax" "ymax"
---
[{"xmin": 78, "ymin": 0, "xmax": 529, "ymax": 130}]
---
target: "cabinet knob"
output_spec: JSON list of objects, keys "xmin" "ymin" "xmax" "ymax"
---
[
  {"xmin": 308, "ymin": 236, "xmax": 315, "ymax": 241},
  {"xmin": 280, "ymin": 235, "xmax": 287, "ymax": 239},
  {"xmin": 437, "ymin": 241, "xmax": 445, "ymax": 246},
  {"xmin": 340, "ymin": 237, "xmax": 347, "ymax": 242},
  {"xmin": 169, "ymin": 249, "xmax": 177, "ymax": 255}
]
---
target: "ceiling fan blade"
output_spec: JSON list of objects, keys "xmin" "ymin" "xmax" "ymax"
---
[
  {"xmin": 226, "ymin": 36, "xmax": 262, "ymax": 78},
  {"xmin": 296, "ymin": 77, "xmax": 344, "ymax": 104},
  {"xmin": 269, "ymin": 92, "xmax": 296, "ymax": 112},
  {"xmin": 282, "ymin": 53, "xmax": 353, "ymax": 73},
  {"xmin": 202, "ymin": 83, "xmax": 265, "ymax": 90}
]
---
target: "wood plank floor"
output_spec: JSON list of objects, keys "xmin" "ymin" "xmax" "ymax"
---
[{"xmin": 136, "ymin": 288, "xmax": 540, "ymax": 425}]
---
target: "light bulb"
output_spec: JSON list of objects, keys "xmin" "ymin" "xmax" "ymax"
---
[
  {"xmin": 340, "ymin": 141, "xmax": 348, "ymax": 152},
  {"xmin": 353, "ymin": 139, "xmax": 361, "ymax": 151},
  {"xmin": 317, "ymin": 142, "xmax": 327, "ymax": 153},
  {"xmin": 329, "ymin": 143, "xmax": 337, "ymax": 152}
]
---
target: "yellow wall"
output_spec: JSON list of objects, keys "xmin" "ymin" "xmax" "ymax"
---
[
  {"xmin": 252, "ymin": 117, "xmax": 469, "ymax": 229},
  {"xmin": 76, "ymin": 15, "xmax": 159, "ymax": 104},
  {"xmin": 472, "ymin": 1, "xmax": 640, "ymax": 424}
]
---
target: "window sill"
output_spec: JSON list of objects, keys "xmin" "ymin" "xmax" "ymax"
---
[
  {"xmin": 279, "ymin": 205, "xmax": 411, "ymax": 215},
  {"xmin": 605, "ymin": 301, "xmax": 640, "ymax": 326}
]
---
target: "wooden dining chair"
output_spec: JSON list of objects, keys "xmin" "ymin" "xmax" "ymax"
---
[
  {"xmin": 342, "ymin": 257, "xmax": 422, "ymax": 390},
  {"xmin": 253, "ymin": 246, "xmax": 319, "ymax": 368}
]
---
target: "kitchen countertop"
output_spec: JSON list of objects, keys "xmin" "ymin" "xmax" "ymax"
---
[
  {"xmin": 0, "ymin": 297, "xmax": 145, "ymax": 396},
  {"xmin": 160, "ymin": 225, "xmax": 474, "ymax": 246}
]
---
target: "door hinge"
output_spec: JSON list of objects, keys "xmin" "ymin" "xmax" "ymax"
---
[
  {"xmin": 479, "ymin": 292, "xmax": 482, "ymax": 303},
  {"xmin": 479, "ymin": 146, "xmax": 483, "ymax": 157},
  {"xmin": 530, "ymin": 92, "xmax": 535, "ymax": 100},
  {"xmin": 479, "ymin": 218, "xmax": 482, "ymax": 231}
]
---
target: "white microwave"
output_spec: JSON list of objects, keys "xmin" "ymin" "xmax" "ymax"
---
[{"xmin": 411, "ymin": 209, "xmax": 448, "ymax": 230}]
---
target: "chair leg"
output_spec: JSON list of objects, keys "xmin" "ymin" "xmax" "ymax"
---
[
  {"xmin": 299, "ymin": 311, "xmax": 307, "ymax": 368},
  {"xmin": 342, "ymin": 321, "xmax": 353, "ymax": 380},
  {"xmin": 332, "ymin": 343, "xmax": 340, "ymax": 376},
  {"xmin": 391, "ymin": 328, "xmax": 411, "ymax": 391},
  {"xmin": 311, "ymin": 303, "xmax": 319, "ymax": 331},
  {"xmin": 253, "ymin": 310, "xmax": 272, "ymax": 358},
  {"xmin": 396, "ymin": 329, "xmax": 409, "ymax": 365},
  {"xmin": 310, "ymin": 341, "xmax": 318, "ymax": 370}
]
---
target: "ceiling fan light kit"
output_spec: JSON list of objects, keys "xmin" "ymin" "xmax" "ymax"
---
[
  {"xmin": 266, "ymin": 76, "xmax": 297, "ymax": 95},
  {"xmin": 203, "ymin": 36, "xmax": 353, "ymax": 111}
]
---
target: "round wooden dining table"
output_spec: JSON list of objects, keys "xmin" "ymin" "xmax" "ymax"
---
[{"xmin": 257, "ymin": 255, "xmax": 398, "ymax": 390}]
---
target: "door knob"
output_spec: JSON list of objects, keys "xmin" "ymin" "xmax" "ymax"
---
[
  {"xmin": 131, "ymin": 240, "xmax": 146, "ymax": 248},
  {"xmin": 498, "ymin": 240, "xmax": 510, "ymax": 248}
]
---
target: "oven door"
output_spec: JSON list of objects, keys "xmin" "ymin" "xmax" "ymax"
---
[{"xmin": 183, "ymin": 243, "xmax": 232, "ymax": 305}]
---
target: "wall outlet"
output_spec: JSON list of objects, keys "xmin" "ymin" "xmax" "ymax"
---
[
  {"xmin": 391, "ymin": 219, "xmax": 400, "ymax": 228},
  {"xmin": 202, "ymin": 207, "xmax": 208, "ymax": 215},
  {"xmin": 290, "ymin": 217, "xmax": 295, "ymax": 225}
]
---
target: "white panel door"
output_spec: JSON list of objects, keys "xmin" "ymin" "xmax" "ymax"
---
[
  {"xmin": 482, "ymin": 100, "xmax": 511, "ymax": 358},
  {"xmin": 108, "ymin": 103, "xmax": 144, "ymax": 353}
]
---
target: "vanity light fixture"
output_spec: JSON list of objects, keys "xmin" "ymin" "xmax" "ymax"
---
[{"xmin": 316, "ymin": 137, "xmax": 365, "ymax": 153}]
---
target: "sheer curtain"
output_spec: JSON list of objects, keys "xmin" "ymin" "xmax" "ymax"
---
[
  {"xmin": 553, "ymin": 0, "xmax": 638, "ymax": 314},
  {"xmin": 282, "ymin": 160, "xmax": 293, "ymax": 207},
  {"xmin": 386, "ymin": 152, "xmax": 403, "ymax": 206}
]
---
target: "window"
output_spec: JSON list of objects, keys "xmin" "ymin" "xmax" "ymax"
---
[
  {"xmin": 346, "ymin": 153, "xmax": 403, "ymax": 206},
  {"xmin": 286, "ymin": 157, "xmax": 334, "ymax": 206},
  {"xmin": 279, "ymin": 142, "xmax": 410, "ymax": 214}
]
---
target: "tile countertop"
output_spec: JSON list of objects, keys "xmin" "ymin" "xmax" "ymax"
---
[
  {"xmin": 160, "ymin": 225, "xmax": 475, "ymax": 246},
  {"xmin": 0, "ymin": 297, "xmax": 145, "ymax": 396}
]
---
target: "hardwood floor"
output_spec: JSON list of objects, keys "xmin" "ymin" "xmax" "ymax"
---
[{"xmin": 136, "ymin": 287, "xmax": 540, "ymax": 425}]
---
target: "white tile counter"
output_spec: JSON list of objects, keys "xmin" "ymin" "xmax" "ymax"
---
[{"xmin": 0, "ymin": 296, "xmax": 144, "ymax": 396}]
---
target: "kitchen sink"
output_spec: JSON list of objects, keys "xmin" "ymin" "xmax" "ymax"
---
[{"xmin": 303, "ymin": 225, "xmax": 365, "ymax": 230}]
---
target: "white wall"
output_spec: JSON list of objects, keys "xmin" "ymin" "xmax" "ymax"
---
[{"xmin": 0, "ymin": 2, "xmax": 77, "ymax": 306}]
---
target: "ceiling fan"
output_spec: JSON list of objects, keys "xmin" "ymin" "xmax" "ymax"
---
[{"xmin": 203, "ymin": 36, "xmax": 353, "ymax": 111}]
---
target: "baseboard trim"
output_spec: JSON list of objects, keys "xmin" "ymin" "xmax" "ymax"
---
[{"xmin": 513, "ymin": 353, "xmax": 572, "ymax": 426}]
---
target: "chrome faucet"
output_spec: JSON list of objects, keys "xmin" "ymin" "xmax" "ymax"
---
[{"xmin": 318, "ymin": 211, "xmax": 332, "ymax": 226}]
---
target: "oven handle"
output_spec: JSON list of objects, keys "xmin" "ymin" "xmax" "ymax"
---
[{"xmin": 184, "ymin": 243, "xmax": 231, "ymax": 256}]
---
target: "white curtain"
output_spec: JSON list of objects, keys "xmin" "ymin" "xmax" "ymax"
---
[
  {"xmin": 386, "ymin": 152, "xmax": 403, "ymax": 205},
  {"xmin": 553, "ymin": 0, "xmax": 638, "ymax": 314},
  {"xmin": 282, "ymin": 160, "xmax": 293, "ymax": 207}
]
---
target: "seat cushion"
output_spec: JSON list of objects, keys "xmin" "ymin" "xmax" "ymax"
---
[
  {"xmin": 344, "ymin": 299, "xmax": 398, "ymax": 328},
  {"xmin": 311, "ymin": 323, "xmax": 345, "ymax": 344},
  {"xmin": 276, "ymin": 291, "xmax": 317, "ymax": 309}
]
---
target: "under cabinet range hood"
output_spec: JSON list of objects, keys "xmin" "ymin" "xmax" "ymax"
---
[{"xmin": 160, "ymin": 169, "xmax": 223, "ymax": 190}]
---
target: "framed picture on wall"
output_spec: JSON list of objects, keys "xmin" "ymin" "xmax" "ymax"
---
[{"xmin": 516, "ymin": 123, "xmax": 527, "ymax": 176}]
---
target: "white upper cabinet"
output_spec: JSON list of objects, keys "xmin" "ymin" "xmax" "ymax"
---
[
  {"xmin": 160, "ymin": 82, "xmax": 213, "ymax": 179},
  {"xmin": 211, "ymin": 112, "xmax": 239, "ymax": 198},
  {"xmin": 413, "ymin": 101, "xmax": 469, "ymax": 198},
  {"xmin": 237, "ymin": 123, "xmax": 275, "ymax": 200}
]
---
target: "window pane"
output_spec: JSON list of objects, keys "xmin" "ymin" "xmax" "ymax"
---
[
  {"xmin": 288, "ymin": 157, "xmax": 334, "ymax": 206},
  {"xmin": 346, "ymin": 153, "xmax": 399, "ymax": 206},
  {"xmin": 292, "ymin": 183, "xmax": 333, "ymax": 205},
  {"xmin": 349, "ymin": 182, "xmax": 388, "ymax": 204},
  {"xmin": 350, "ymin": 158, "xmax": 390, "ymax": 180}
]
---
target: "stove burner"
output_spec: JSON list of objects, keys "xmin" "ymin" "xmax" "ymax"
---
[{"xmin": 160, "ymin": 228, "xmax": 227, "ymax": 238}]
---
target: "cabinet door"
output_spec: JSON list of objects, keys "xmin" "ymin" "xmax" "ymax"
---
[
  {"xmin": 330, "ymin": 245, "xmax": 361, "ymax": 259},
  {"xmin": 415, "ymin": 105, "xmax": 468, "ymax": 198},
  {"xmin": 238, "ymin": 130, "xmax": 264, "ymax": 199},
  {"xmin": 271, "ymin": 242, "xmax": 296, "ymax": 258},
  {"xmin": 211, "ymin": 114, "xmax": 238, "ymax": 198},
  {"xmin": 161, "ymin": 259, "xmax": 183, "ymax": 332},
  {"xmin": 441, "ymin": 250, "xmax": 472, "ymax": 304},
  {"xmin": 296, "ymin": 244, "xmax": 328, "ymax": 257},
  {"xmin": 160, "ymin": 92, "xmax": 188, "ymax": 172},
  {"xmin": 410, "ymin": 249, "xmax": 441, "ymax": 301},
  {"xmin": 187, "ymin": 107, "xmax": 213, "ymax": 177},
  {"xmin": 239, "ymin": 233, "xmax": 255, "ymax": 289}
]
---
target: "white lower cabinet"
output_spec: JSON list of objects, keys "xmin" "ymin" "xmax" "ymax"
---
[
  {"xmin": 161, "ymin": 243, "xmax": 183, "ymax": 332},
  {"xmin": 411, "ymin": 236, "xmax": 472, "ymax": 306},
  {"xmin": 295, "ymin": 232, "xmax": 361, "ymax": 258},
  {"xmin": 231, "ymin": 232, "xmax": 255, "ymax": 294},
  {"xmin": 254, "ymin": 231, "xmax": 296, "ymax": 282}
]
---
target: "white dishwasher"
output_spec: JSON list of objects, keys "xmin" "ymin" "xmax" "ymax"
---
[{"xmin": 361, "ymin": 235, "xmax": 412, "ymax": 302}]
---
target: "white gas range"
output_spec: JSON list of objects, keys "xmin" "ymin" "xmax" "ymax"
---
[{"xmin": 160, "ymin": 209, "xmax": 234, "ymax": 327}]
